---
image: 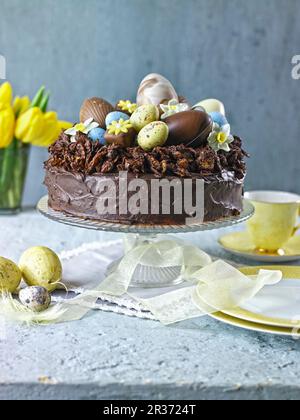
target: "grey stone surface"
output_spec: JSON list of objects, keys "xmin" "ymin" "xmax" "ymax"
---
[
  {"xmin": 0, "ymin": 0, "xmax": 300, "ymax": 205},
  {"xmin": 0, "ymin": 210, "xmax": 300, "ymax": 400}
]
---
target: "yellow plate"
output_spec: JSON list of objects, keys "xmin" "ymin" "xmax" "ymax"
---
[
  {"xmin": 219, "ymin": 231, "xmax": 300, "ymax": 263},
  {"xmin": 221, "ymin": 266, "xmax": 300, "ymax": 329},
  {"xmin": 210, "ymin": 311, "xmax": 300, "ymax": 337}
]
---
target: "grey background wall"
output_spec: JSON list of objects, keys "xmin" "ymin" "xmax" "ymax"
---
[{"xmin": 0, "ymin": 0, "xmax": 299, "ymax": 205}]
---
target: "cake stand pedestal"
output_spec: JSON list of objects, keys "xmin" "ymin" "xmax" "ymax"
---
[{"xmin": 37, "ymin": 196, "xmax": 254, "ymax": 288}]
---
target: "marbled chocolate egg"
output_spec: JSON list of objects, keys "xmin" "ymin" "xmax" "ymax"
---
[
  {"xmin": 193, "ymin": 99, "xmax": 225, "ymax": 116},
  {"xmin": 137, "ymin": 73, "xmax": 178, "ymax": 106},
  {"xmin": 137, "ymin": 121, "xmax": 169, "ymax": 151},
  {"xmin": 165, "ymin": 110, "xmax": 213, "ymax": 147},
  {"xmin": 80, "ymin": 97, "xmax": 114, "ymax": 128},
  {"xmin": 19, "ymin": 286, "xmax": 51, "ymax": 312}
]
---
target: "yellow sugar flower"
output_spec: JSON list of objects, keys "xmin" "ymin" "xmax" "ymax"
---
[
  {"xmin": 118, "ymin": 100, "xmax": 137, "ymax": 114},
  {"xmin": 74, "ymin": 123, "xmax": 86, "ymax": 132},
  {"xmin": 107, "ymin": 119, "xmax": 133, "ymax": 136}
]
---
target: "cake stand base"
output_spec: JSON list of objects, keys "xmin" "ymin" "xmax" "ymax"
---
[
  {"xmin": 37, "ymin": 196, "xmax": 254, "ymax": 289},
  {"xmin": 108, "ymin": 233, "xmax": 185, "ymax": 288},
  {"xmin": 106, "ymin": 258, "xmax": 183, "ymax": 288}
]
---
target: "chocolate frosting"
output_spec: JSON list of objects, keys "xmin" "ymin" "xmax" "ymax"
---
[
  {"xmin": 45, "ymin": 131, "xmax": 247, "ymax": 225},
  {"xmin": 45, "ymin": 168, "xmax": 244, "ymax": 225}
]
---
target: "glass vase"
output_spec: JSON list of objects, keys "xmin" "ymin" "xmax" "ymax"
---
[{"xmin": 0, "ymin": 140, "xmax": 30, "ymax": 215}]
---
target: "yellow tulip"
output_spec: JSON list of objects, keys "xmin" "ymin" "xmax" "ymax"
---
[
  {"xmin": 0, "ymin": 83, "xmax": 15, "ymax": 148},
  {"xmin": 15, "ymin": 107, "xmax": 72, "ymax": 147},
  {"xmin": 0, "ymin": 82, "xmax": 13, "ymax": 110},
  {"xmin": 58, "ymin": 120, "xmax": 73, "ymax": 131},
  {"xmin": 0, "ymin": 106, "xmax": 15, "ymax": 148},
  {"xmin": 13, "ymin": 96, "xmax": 30, "ymax": 116},
  {"xmin": 33, "ymin": 111, "xmax": 61, "ymax": 147},
  {"xmin": 38, "ymin": 118, "xmax": 72, "ymax": 147}
]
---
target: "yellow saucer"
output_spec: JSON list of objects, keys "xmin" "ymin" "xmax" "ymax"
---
[
  {"xmin": 223, "ymin": 266, "xmax": 300, "ymax": 329},
  {"xmin": 210, "ymin": 311, "xmax": 300, "ymax": 337},
  {"xmin": 219, "ymin": 231, "xmax": 300, "ymax": 263}
]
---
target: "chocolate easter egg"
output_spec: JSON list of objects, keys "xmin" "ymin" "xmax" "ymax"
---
[
  {"xmin": 80, "ymin": 97, "xmax": 114, "ymax": 128},
  {"xmin": 104, "ymin": 127, "xmax": 136, "ymax": 148},
  {"xmin": 165, "ymin": 110, "xmax": 213, "ymax": 147},
  {"xmin": 137, "ymin": 73, "xmax": 178, "ymax": 106}
]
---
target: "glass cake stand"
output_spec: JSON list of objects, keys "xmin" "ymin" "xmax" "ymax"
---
[{"xmin": 37, "ymin": 196, "xmax": 254, "ymax": 288}]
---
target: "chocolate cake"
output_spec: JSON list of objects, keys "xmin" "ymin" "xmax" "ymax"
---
[{"xmin": 44, "ymin": 73, "xmax": 248, "ymax": 225}]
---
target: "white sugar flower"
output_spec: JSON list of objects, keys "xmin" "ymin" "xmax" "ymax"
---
[
  {"xmin": 160, "ymin": 99, "xmax": 190, "ymax": 120},
  {"xmin": 208, "ymin": 123, "xmax": 234, "ymax": 152},
  {"xmin": 65, "ymin": 118, "xmax": 99, "ymax": 138}
]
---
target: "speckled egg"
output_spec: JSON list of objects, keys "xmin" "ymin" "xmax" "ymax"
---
[
  {"xmin": 130, "ymin": 105, "xmax": 159, "ymax": 132},
  {"xmin": 88, "ymin": 127, "xmax": 106, "ymax": 145},
  {"xmin": 138, "ymin": 121, "xmax": 169, "ymax": 151},
  {"xmin": 209, "ymin": 112, "xmax": 228, "ymax": 127},
  {"xmin": 19, "ymin": 247, "xmax": 62, "ymax": 292},
  {"xmin": 105, "ymin": 112, "xmax": 129, "ymax": 128},
  {"xmin": 19, "ymin": 286, "xmax": 51, "ymax": 312},
  {"xmin": 0, "ymin": 257, "xmax": 22, "ymax": 293}
]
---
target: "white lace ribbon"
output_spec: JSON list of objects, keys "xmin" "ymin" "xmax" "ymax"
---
[
  {"xmin": 0, "ymin": 239, "xmax": 283, "ymax": 325},
  {"xmin": 79, "ymin": 239, "xmax": 282, "ymax": 325}
]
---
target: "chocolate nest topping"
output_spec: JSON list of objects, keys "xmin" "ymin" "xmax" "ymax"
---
[{"xmin": 45, "ymin": 131, "xmax": 248, "ymax": 179}]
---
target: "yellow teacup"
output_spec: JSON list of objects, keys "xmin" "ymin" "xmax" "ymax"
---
[{"xmin": 245, "ymin": 191, "xmax": 300, "ymax": 253}]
